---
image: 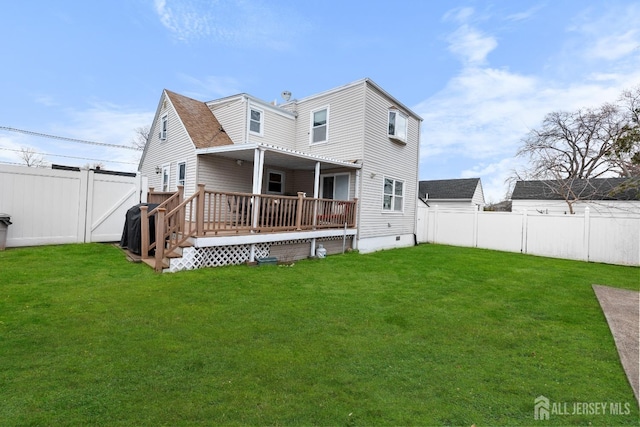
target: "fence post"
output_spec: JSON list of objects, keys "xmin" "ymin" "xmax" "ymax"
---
[
  {"xmin": 154, "ymin": 208, "xmax": 166, "ymax": 272},
  {"xmin": 473, "ymin": 208, "xmax": 479, "ymax": 248},
  {"xmin": 521, "ymin": 210, "xmax": 528, "ymax": 254},
  {"xmin": 140, "ymin": 205, "xmax": 149, "ymax": 258},
  {"xmin": 433, "ymin": 205, "xmax": 439, "ymax": 244},
  {"xmin": 583, "ymin": 207, "xmax": 591, "ymax": 262}
]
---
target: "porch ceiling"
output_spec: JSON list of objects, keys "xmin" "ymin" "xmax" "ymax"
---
[{"xmin": 196, "ymin": 143, "xmax": 361, "ymax": 171}]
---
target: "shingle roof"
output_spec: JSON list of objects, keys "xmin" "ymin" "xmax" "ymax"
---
[
  {"xmin": 165, "ymin": 90, "xmax": 233, "ymax": 149},
  {"xmin": 511, "ymin": 178, "xmax": 640, "ymax": 201},
  {"xmin": 418, "ymin": 178, "xmax": 480, "ymax": 200}
]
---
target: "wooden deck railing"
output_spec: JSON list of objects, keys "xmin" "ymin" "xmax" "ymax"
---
[{"xmin": 140, "ymin": 184, "xmax": 357, "ymax": 271}]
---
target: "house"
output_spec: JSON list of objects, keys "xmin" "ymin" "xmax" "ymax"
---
[
  {"xmin": 511, "ymin": 178, "xmax": 640, "ymax": 215},
  {"xmin": 418, "ymin": 178, "xmax": 485, "ymax": 211},
  {"xmin": 137, "ymin": 78, "xmax": 422, "ymax": 271}
]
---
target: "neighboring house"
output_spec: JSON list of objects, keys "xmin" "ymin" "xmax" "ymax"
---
[
  {"xmin": 511, "ymin": 178, "xmax": 640, "ymax": 215},
  {"xmin": 418, "ymin": 178, "xmax": 485, "ymax": 211},
  {"xmin": 138, "ymin": 78, "xmax": 422, "ymax": 271}
]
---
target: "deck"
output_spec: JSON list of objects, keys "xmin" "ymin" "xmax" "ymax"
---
[{"xmin": 141, "ymin": 185, "xmax": 357, "ymax": 271}]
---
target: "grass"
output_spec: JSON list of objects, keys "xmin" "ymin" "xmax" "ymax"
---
[{"xmin": 0, "ymin": 243, "xmax": 638, "ymax": 426}]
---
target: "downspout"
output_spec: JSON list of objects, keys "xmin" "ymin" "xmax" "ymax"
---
[
  {"xmin": 353, "ymin": 168, "xmax": 361, "ymax": 250},
  {"xmin": 351, "ymin": 169, "xmax": 362, "ymax": 250},
  {"xmin": 243, "ymin": 95, "xmax": 250, "ymax": 144}
]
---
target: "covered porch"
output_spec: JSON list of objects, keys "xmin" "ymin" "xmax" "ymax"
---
[{"xmin": 142, "ymin": 144, "xmax": 361, "ymax": 271}]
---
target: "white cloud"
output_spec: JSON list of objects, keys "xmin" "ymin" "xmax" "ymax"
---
[
  {"xmin": 417, "ymin": 4, "xmax": 640, "ymax": 203},
  {"xmin": 568, "ymin": 3, "xmax": 640, "ymax": 62},
  {"xmin": 153, "ymin": 0, "xmax": 303, "ymax": 49},
  {"xmin": 446, "ymin": 25, "xmax": 497, "ymax": 66},
  {"xmin": 460, "ymin": 158, "xmax": 521, "ymax": 203},
  {"xmin": 505, "ymin": 4, "xmax": 544, "ymax": 22},
  {"xmin": 45, "ymin": 104, "xmax": 154, "ymax": 171},
  {"xmin": 177, "ymin": 74, "xmax": 243, "ymax": 100}
]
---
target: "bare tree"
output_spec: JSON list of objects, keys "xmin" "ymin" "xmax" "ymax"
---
[
  {"xmin": 131, "ymin": 126, "xmax": 150, "ymax": 151},
  {"xmin": 513, "ymin": 87, "xmax": 640, "ymax": 213},
  {"xmin": 610, "ymin": 86, "xmax": 640, "ymax": 177},
  {"xmin": 18, "ymin": 147, "xmax": 46, "ymax": 167}
]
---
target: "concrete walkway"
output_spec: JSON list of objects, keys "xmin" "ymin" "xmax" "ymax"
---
[{"xmin": 593, "ymin": 285, "xmax": 639, "ymax": 406}]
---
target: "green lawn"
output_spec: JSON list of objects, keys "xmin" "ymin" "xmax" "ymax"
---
[{"xmin": 0, "ymin": 243, "xmax": 638, "ymax": 426}]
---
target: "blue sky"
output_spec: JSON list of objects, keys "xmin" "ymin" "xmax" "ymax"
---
[{"xmin": 1, "ymin": 1, "xmax": 639, "ymax": 202}]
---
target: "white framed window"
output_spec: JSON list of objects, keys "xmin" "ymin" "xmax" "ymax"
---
[
  {"xmin": 383, "ymin": 177, "xmax": 404, "ymax": 212},
  {"xmin": 388, "ymin": 109, "xmax": 408, "ymax": 142},
  {"xmin": 176, "ymin": 161, "xmax": 186, "ymax": 187},
  {"xmin": 159, "ymin": 114, "xmax": 168, "ymax": 140},
  {"xmin": 249, "ymin": 108, "xmax": 263, "ymax": 136},
  {"xmin": 161, "ymin": 164, "xmax": 170, "ymax": 192},
  {"xmin": 267, "ymin": 170, "xmax": 285, "ymax": 194},
  {"xmin": 310, "ymin": 106, "xmax": 329, "ymax": 144}
]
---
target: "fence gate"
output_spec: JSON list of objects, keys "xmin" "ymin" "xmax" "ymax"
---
[{"xmin": 0, "ymin": 164, "xmax": 147, "ymax": 247}]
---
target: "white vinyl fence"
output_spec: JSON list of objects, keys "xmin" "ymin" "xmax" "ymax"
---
[
  {"xmin": 0, "ymin": 164, "xmax": 147, "ymax": 248},
  {"xmin": 417, "ymin": 206, "xmax": 640, "ymax": 266}
]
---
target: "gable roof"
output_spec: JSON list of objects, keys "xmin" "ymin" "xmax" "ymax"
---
[
  {"xmin": 419, "ymin": 178, "xmax": 481, "ymax": 200},
  {"xmin": 511, "ymin": 178, "xmax": 640, "ymax": 201},
  {"xmin": 165, "ymin": 90, "xmax": 233, "ymax": 149}
]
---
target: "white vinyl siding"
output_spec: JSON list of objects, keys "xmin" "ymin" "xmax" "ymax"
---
[
  {"xmin": 293, "ymin": 83, "xmax": 365, "ymax": 160},
  {"xmin": 208, "ymin": 98, "xmax": 246, "ymax": 144},
  {"xmin": 251, "ymin": 105, "xmax": 295, "ymax": 149},
  {"xmin": 140, "ymin": 92, "xmax": 198, "ymax": 195},
  {"xmin": 197, "ymin": 156, "xmax": 254, "ymax": 194},
  {"xmin": 358, "ymin": 84, "xmax": 420, "ymax": 239}
]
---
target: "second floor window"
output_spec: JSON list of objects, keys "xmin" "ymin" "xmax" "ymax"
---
[
  {"xmin": 249, "ymin": 108, "xmax": 263, "ymax": 135},
  {"xmin": 388, "ymin": 110, "xmax": 407, "ymax": 142},
  {"xmin": 311, "ymin": 107, "xmax": 328, "ymax": 143}
]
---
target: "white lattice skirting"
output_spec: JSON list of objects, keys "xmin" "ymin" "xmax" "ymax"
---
[{"xmin": 169, "ymin": 243, "xmax": 270, "ymax": 272}]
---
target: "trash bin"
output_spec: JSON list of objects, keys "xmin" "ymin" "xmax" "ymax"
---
[{"xmin": 0, "ymin": 214, "xmax": 11, "ymax": 251}]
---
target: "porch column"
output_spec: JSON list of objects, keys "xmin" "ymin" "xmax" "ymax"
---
[
  {"xmin": 251, "ymin": 147, "xmax": 265, "ymax": 230},
  {"xmin": 313, "ymin": 161, "xmax": 321, "ymax": 198}
]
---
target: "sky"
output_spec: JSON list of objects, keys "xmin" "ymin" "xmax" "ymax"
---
[{"xmin": 1, "ymin": 1, "xmax": 640, "ymax": 203}]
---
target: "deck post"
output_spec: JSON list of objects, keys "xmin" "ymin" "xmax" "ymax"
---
[
  {"xmin": 140, "ymin": 205, "xmax": 149, "ymax": 258},
  {"xmin": 196, "ymin": 184, "xmax": 205, "ymax": 236},
  {"xmin": 155, "ymin": 208, "xmax": 166, "ymax": 272},
  {"xmin": 296, "ymin": 192, "xmax": 305, "ymax": 230},
  {"xmin": 177, "ymin": 185, "xmax": 184, "ymax": 234}
]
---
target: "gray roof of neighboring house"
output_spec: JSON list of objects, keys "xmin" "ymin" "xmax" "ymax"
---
[
  {"xmin": 511, "ymin": 178, "xmax": 640, "ymax": 201},
  {"xmin": 418, "ymin": 178, "xmax": 481, "ymax": 200}
]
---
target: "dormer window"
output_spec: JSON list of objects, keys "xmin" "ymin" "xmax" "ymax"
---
[
  {"xmin": 249, "ymin": 108, "xmax": 263, "ymax": 136},
  {"xmin": 388, "ymin": 109, "xmax": 407, "ymax": 142},
  {"xmin": 159, "ymin": 114, "xmax": 168, "ymax": 140}
]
